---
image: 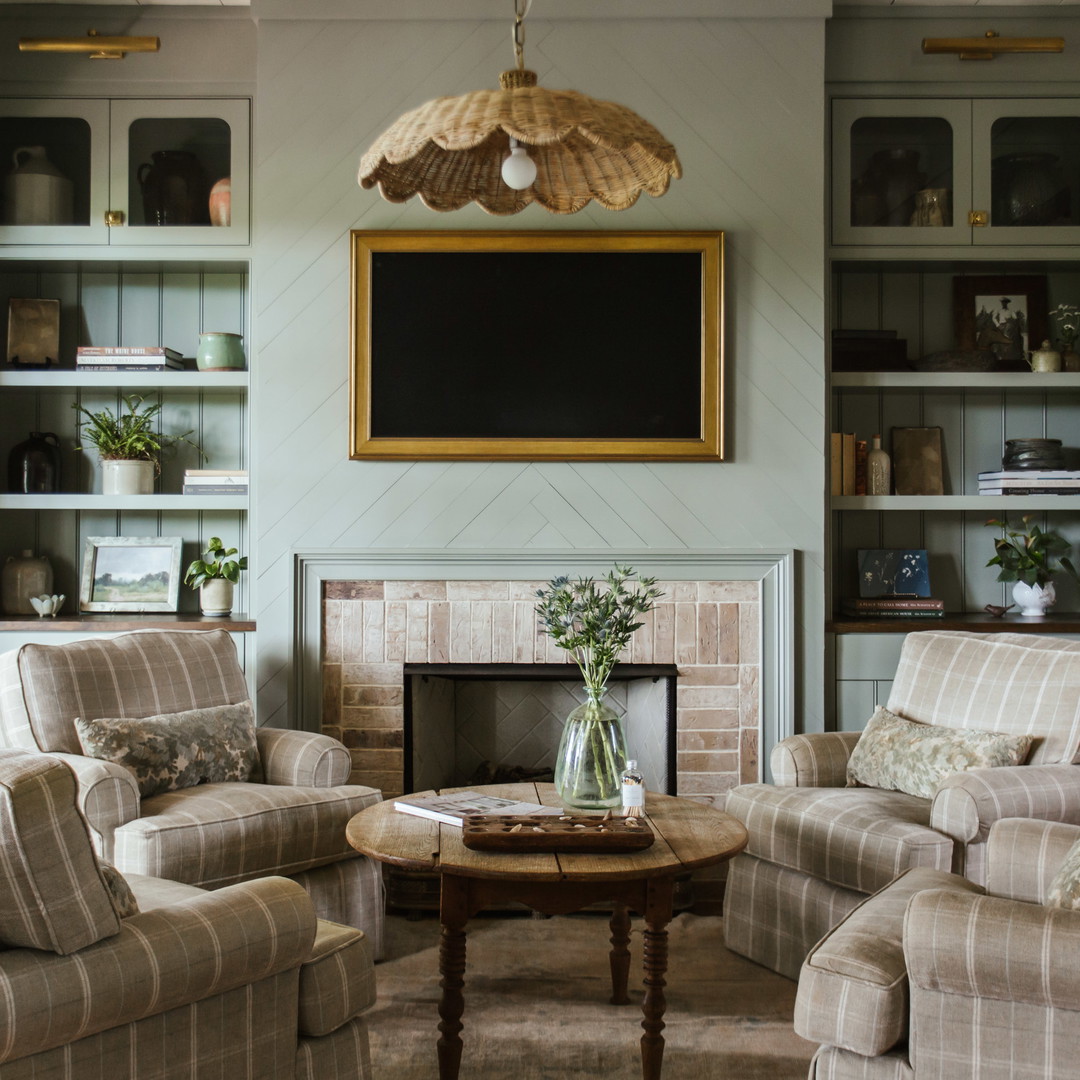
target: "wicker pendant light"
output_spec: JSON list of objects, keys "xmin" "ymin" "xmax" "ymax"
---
[{"xmin": 358, "ymin": 1, "xmax": 681, "ymax": 216}]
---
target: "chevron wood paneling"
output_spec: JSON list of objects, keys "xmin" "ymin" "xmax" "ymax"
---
[{"xmin": 252, "ymin": 14, "xmax": 827, "ymax": 731}]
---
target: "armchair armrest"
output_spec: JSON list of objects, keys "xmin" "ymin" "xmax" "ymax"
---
[
  {"xmin": 986, "ymin": 818, "xmax": 1080, "ymax": 904},
  {"xmin": 50, "ymin": 752, "xmax": 140, "ymax": 863},
  {"xmin": 930, "ymin": 765, "xmax": 1080, "ymax": 846},
  {"xmin": 905, "ymin": 887, "xmax": 1080, "ymax": 1010},
  {"xmin": 770, "ymin": 731, "xmax": 861, "ymax": 787},
  {"xmin": 256, "ymin": 726, "xmax": 353, "ymax": 786},
  {"xmin": 0, "ymin": 876, "xmax": 316, "ymax": 1065}
]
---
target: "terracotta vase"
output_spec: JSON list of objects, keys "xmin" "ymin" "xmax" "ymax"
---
[
  {"xmin": 208, "ymin": 177, "xmax": 231, "ymax": 227},
  {"xmin": 1, "ymin": 550, "xmax": 53, "ymax": 615}
]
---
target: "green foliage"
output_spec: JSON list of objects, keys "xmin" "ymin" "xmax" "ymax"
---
[
  {"xmin": 183, "ymin": 537, "xmax": 248, "ymax": 590},
  {"xmin": 985, "ymin": 515, "xmax": 1080, "ymax": 587},
  {"xmin": 72, "ymin": 395, "xmax": 201, "ymax": 463},
  {"xmin": 535, "ymin": 565, "xmax": 663, "ymax": 693},
  {"xmin": 1049, "ymin": 303, "xmax": 1080, "ymax": 349}
]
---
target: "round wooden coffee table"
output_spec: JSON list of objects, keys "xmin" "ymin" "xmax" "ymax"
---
[{"xmin": 346, "ymin": 782, "xmax": 748, "ymax": 1080}]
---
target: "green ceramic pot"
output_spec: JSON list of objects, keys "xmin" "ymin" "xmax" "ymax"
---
[{"xmin": 196, "ymin": 331, "xmax": 246, "ymax": 372}]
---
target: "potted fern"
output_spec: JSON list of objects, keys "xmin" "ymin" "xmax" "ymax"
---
[
  {"xmin": 73, "ymin": 395, "xmax": 200, "ymax": 495},
  {"xmin": 183, "ymin": 537, "xmax": 247, "ymax": 616}
]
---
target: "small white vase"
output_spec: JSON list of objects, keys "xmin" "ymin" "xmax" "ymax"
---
[
  {"xmin": 101, "ymin": 459, "xmax": 154, "ymax": 496},
  {"xmin": 1012, "ymin": 580, "xmax": 1055, "ymax": 617},
  {"xmin": 199, "ymin": 578, "xmax": 234, "ymax": 616}
]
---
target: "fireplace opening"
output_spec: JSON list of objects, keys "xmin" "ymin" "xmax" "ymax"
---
[{"xmin": 402, "ymin": 663, "xmax": 678, "ymax": 796}]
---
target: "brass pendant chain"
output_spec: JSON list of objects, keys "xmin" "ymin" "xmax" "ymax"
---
[{"xmin": 512, "ymin": 0, "xmax": 532, "ymax": 71}]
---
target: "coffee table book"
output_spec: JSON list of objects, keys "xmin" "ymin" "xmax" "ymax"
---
[{"xmin": 392, "ymin": 790, "xmax": 563, "ymax": 827}]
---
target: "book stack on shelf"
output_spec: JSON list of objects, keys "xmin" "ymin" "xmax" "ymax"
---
[
  {"xmin": 76, "ymin": 346, "xmax": 185, "ymax": 371},
  {"xmin": 842, "ymin": 548, "xmax": 944, "ymax": 619},
  {"xmin": 978, "ymin": 470, "xmax": 1080, "ymax": 496},
  {"xmin": 841, "ymin": 596, "xmax": 945, "ymax": 618},
  {"xmin": 830, "ymin": 432, "xmax": 867, "ymax": 495},
  {"xmin": 182, "ymin": 469, "xmax": 247, "ymax": 495}
]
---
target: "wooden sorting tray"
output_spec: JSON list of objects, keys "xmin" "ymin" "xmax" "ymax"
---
[{"xmin": 461, "ymin": 814, "xmax": 655, "ymax": 854}]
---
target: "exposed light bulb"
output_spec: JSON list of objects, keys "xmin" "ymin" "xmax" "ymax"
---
[{"xmin": 500, "ymin": 137, "xmax": 537, "ymax": 190}]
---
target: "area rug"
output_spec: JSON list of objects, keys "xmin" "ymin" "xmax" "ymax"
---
[{"xmin": 366, "ymin": 912, "xmax": 816, "ymax": 1079}]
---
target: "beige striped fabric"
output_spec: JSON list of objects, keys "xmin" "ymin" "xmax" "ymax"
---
[
  {"xmin": 299, "ymin": 920, "xmax": 376, "ymax": 1037},
  {"xmin": 986, "ymin": 818, "xmax": 1080, "ymax": 904},
  {"xmin": 809, "ymin": 1046, "xmax": 914, "ymax": 1080},
  {"xmin": 887, "ymin": 631, "xmax": 1080, "ymax": 766},
  {"xmin": 795, "ymin": 867, "xmax": 982, "ymax": 1057},
  {"xmin": 0, "ymin": 630, "xmax": 250, "ymax": 754},
  {"xmin": 47, "ymin": 752, "xmax": 139, "ymax": 862},
  {"xmin": 772, "ymin": 731, "xmax": 862, "ymax": 787},
  {"xmin": 0, "ymin": 749, "xmax": 120, "ymax": 955},
  {"xmin": 257, "ymin": 726, "xmax": 352, "ymax": 786},
  {"xmin": 291, "ymin": 857, "xmax": 386, "ymax": 960},
  {"xmin": 296, "ymin": 1017, "xmax": 374, "ymax": 1080},
  {"xmin": 0, "ymin": 876, "xmax": 314, "ymax": 1063}
]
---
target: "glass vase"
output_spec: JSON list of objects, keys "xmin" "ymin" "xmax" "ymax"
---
[{"xmin": 554, "ymin": 688, "xmax": 627, "ymax": 810}]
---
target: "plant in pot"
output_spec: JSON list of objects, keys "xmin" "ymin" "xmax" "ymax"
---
[
  {"xmin": 535, "ymin": 565, "xmax": 662, "ymax": 810},
  {"xmin": 72, "ymin": 395, "xmax": 200, "ymax": 495},
  {"xmin": 985, "ymin": 515, "xmax": 1080, "ymax": 616},
  {"xmin": 183, "ymin": 537, "xmax": 246, "ymax": 616},
  {"xmin": 1049, "ymin": 303, "xmax": 1080, "ymax": 371}
]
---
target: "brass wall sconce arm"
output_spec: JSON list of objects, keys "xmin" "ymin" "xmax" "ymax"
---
[
  {"xmin": 922, "ymin": 30, "xmax": 1064, "ymax": 61},
  {"xmin": 18, "ymin": 30, "xmax": 160, "ymax": 61}
]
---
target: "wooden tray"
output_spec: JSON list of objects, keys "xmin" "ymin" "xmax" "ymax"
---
[{"xmin": 461, "ymin": 815, "xmax": 654, "ymax": 853}]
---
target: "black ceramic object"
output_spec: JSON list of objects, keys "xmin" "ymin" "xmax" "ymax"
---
[
  {"xmin": 1001, "ymin": 437, "xmax": 1065, "ymax": 471},
  {"xmin": 8, "ymin": 431, "xmax": 60, "ymax": 493},
  {"xmin": 137, "ymin": 150, "xmax": 209, "ymax": 226}
]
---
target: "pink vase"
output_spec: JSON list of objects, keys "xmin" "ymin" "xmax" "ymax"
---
[{"xmin": 208, "ymin": 177, "xmax": 231, "ymax": 227}]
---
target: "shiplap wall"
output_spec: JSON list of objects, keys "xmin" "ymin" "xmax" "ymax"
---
[{"xmin": 252, "ymin": 9, "xmax": 828, "ymax": 730}]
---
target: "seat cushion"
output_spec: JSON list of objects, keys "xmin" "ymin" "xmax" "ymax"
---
[
  {"xmin": 298, "ymin": 920, "xmax": 376, "ymax": 1037},
  {"xmin": 726, "ymin": 783, "xmax": 953, "ymax": 895},
  {"xmin": 113, "ymin": 782, "xmax": 381, "ymax": 889},
  {"xmin": 795, "ymin": 866, "xmax": 981, "ymax": 1057}
]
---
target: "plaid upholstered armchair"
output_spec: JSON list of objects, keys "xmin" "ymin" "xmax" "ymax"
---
[
  {"xmin": 794, "ymin": 818, "xmax": 1080, "ymax": 1079},
  {"xmin": 0, "ymin": 747, "xmax": 375, "ymax": 1079},
  {"xmin": 0, "ymin": 629, "xmax": 385, "ymax": 957},
  {"xmin": 725, "ymin": 631, "xmax": 1080, "ymax": 979}
]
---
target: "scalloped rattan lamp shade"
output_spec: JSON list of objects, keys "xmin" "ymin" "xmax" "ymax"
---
[{"xmin": 358, "ymin": 70, "xmax": 682, "ymax": 215}]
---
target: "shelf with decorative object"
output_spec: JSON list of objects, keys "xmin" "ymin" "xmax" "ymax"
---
[
  {"xmin": 828, "ymin": 612, "xmax": 1080, "ymax": 634},
  {"xmin": 833, "ymin": 495, "xmax": 1080, "ymax": 511},
  {"xmin": 0, "ymin": 494, "xmax": 248, "ymax": 511},
  {"xmin": 0, "ymin": 370, "xmax": 248, "ymax": 391},
  {"xmin": 0, "ymin": 612, "xmax": 254, "ymax": 633}
]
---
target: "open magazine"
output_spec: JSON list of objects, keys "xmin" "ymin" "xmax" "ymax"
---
[{"xmin": 393, "ymin": 790, "xmax": 563, "ymax": 827}]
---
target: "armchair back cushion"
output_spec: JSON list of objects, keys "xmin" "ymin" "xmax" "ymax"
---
[
  {"xmin": 886, "ymin": 631, "xmax": 1080, "ymax": 766},
  {"xmin": 0, "ymin": 630, "xmax": 249, "ymax": 754}
]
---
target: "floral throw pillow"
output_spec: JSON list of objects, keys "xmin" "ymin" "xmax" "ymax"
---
[
  {"xmin": 1048, "ymin": 840, "xmax": 1080, "ymax": 910},
  {"xmin": 846, "ymin": 705, "xmax": 1034, "ymax": 800},
  {"xmin": 99, "ymin": 861, "xmax": 140, "ymax": 919},
  {"xmin": 75, "ymin": 701, "xmax": 262, "ymax": 799}
]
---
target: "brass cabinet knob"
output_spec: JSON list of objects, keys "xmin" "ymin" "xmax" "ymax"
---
[
  {"xmin": 968, "ymin": 210, "xmax": 989, "ymax": 227},
  {"xmin": 104, "ymin": 210, "xmax": 124, "ymax": 226}
]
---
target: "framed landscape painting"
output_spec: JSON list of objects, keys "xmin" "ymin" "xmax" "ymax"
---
[{"xmin": 80, "ymin": 536, "xmax": 183, "ymax": 613}]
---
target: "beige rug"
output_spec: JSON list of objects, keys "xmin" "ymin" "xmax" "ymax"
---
[{"xmin": 367, "ymin": 912, "xmax": 816, "ymax": 1079}]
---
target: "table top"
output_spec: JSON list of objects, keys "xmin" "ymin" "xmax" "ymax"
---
[{"xmin": 345, "ymin": 782, "xmax": 748, "ymax": 884}]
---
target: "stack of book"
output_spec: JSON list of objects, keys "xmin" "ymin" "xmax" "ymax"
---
[
  {"xmin": 841, "ymin": 596, "xmax": 945, "ymax": 619},
  {"xmin": 76, "ymin": 346, "xmax": 185, "ymax": 371},
  {"xmin": 830, "ymin": 432, "xmax": 867, "ymax": 495},
  {"xmin": 978, "ymin": 470, "xmax": 1080, "ymax": 496},
  {"xmin": 182, "ymin": 469, "xmax": 248, "ymax": 495}
]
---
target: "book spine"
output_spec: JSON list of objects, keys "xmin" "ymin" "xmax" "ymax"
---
[
  {"xmin": 979, "ymin": 489, "xmax": 1080, "ymax": 496},
  {"xmin": 182, "ymin": 477, "xmax": 247, "ymax": 485},
  {"xmin": 845, "ymin": 601, "xmax": 944, "ymax": 611},
  {"xmin": 854, "ymin": 439, "xmax": 868, "ymax": 496},
  {"xmin": 841, "ymin": 433, "xmax": 856, "ymax": 496},
  {"xmin": 77, "ymin": 346, "xmax": 182, "ymax": 359},
  {"xmin": 830, "ymin": 433, "xmax": 842, "ymax": 497},
  {"xmin": 183, "ymin": 485, "xmax": 249, "ymax": 495},
  {"xmin": 185, "ymin": 470, "xmax": 249, "ymax": 477},
  {"xmin": 841, "ymin": 609, "xmax": 944, "ymax": 618},
  {"xmin": 75, "ymin": 363, "xmax": 184, "ymax": 372}
]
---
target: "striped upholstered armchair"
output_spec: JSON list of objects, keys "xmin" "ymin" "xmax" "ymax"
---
[
  {"xmin": 0, "ymin": 629, "xmax": 384, "ymax": 958},
  {"xmin": 725, "ymin": 631, "xmax": 1080, "ymax": 979},
  {"xmin": 0, "ymin": 747, "xmax": 375, "ymax": 1079},
  {"xmin": 794, "ymin": 818, "xmax": 1080, "ymax": 1079}
]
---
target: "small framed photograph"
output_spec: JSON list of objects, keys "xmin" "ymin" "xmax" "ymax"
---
[
  {"xmin": 80, "ymin": 536, "xmax": 183, "ymax": 613},
  {"xmin": 954, "ymin": 275, "xmax": 1048, "ymax": 371},
  {"xmin": 858, "ymin": 549, "xmax": 932, "ymax": 598}
]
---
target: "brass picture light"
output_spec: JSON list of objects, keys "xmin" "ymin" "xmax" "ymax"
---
[
  {"xmin": 18, "ymin": 29, "xmax": 160, "ymax": 60},
  {"xmin": 922, "ymin": 30, "xmax": 1064, "ymax": 61}
]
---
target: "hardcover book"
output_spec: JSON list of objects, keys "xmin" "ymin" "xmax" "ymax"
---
[
  {"xmin": 393, "ymin": 790, "xmax": 563, "ymax": 827},
  {"xmin": 857, "ymin": 549, "xmax": 932, "ymax": 598}
]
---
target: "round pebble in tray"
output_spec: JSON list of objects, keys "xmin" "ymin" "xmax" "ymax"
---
[{"xmin": 461, "ymin": 815, "xmax": 655, "ymax": 853}]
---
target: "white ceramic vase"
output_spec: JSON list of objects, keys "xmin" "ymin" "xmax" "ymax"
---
[
  {"xmin": 1012, "ymin": 579, "xmax": 1055, "ymax": 617},
  {"xmin": 101, "ymin": 459, "xmax": 154, "ymax": 496},
  {"xmin": 199, "ymin": 578, "xmax": 234, "ymax": 617}
]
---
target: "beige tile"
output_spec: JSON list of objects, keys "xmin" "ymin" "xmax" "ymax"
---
[
  {"xmin": 470, "ymin": 601, "xmax": 493, "ymax": 663},
  {"xmin": 342, "ymin": 684, "xmax": 403, "ymax": 707},
  {"xmin": 347, "ymin": 767, "xmax": 403, "ymax": 795},
  {"xmin": 696, "ymin": 603, "xmax": 719, "ymax": 666},
  {"xmin": 342, "ymin": 662, "xmax": 401, "ymax": 685},
  {"xmin": 345, "ymin": 748, "xmax": 402, "ymax": 771},
  {"xmin": 492, "ymin": 602, "xmax": 515, "ymax": 663},
  {"xmin": 678, "ymin": 686, "xmax": 740, "ymax": 710},
  {"xmin": 509, "ymin": 580, "xmax": 545, "ymax": 601},
  {"xmin": 428, "ymin": 602, "xmax": 450, "ymax": 663},
  {"xmin": 384, "ymin": 601, "xmax": 408, "ymax": 662},
  {"xmin": 322, "ymin": 663, "xmax": 342, "ymax": 726},
  {"xmin": 341, "ymin": 728, "xmax": 404, "ymax": 749},
  {"xmin": 323, "ymin": 600, "xmax": 342, "ymax": 664},
  {"xmin": 341, "ymin": 602, "xmax": 366, "ymax": 664},
  {"xmin": 341, "ymin": 705, "xmax": 403, "ymax": 729},
  {"xmin": 717, "ymin": 604, "xmax": 740, "ymax": 665},
  {"xmin": 740, "ymin": 728, "xmax": 760, "ymax": 783},
  {"xmin": 629, "ymin": 607, "xmax": 655, "ymax": 664},
  {"xmin": 362, "ymin": 602, "xmax": 386, "ymax": 665},
  {"xmin": 678, "ymin": 708, "xmax": 740, "ymax": 730},
  {"xmin": 739, "ymin": 602, "xmax": 761, "ymax": 664},
  {"xmin": 698, "ymin": 581, "xmax": 759, "ymax": 603},
  {"xmin": 385, "ymin": 580, "xmax": 447, "ymax": 600},
  {"xmin": 674, "ymin": 602, "xmax": 697, "ymax": 664},
  {"xmin": 677, "ymin": 730, "xmax": 739, "ymax": 751},
  {"xmin": 661, "ymin": 581, "xmax": 700, "ymax": 602},
  {"xmin": 677, "ymin": 773, "xmax": 735, "ymax": 796},
  {"xmin": 677, "ymin": 665, "xmax": 738, "ymax": 687},
  {"xmin": 513, "ymin": 603, "xmax": 536, "ymax": 664},
  {"xmin": 677, "ymin": 750, "xmax": 738, "ymax": 773},
  {"xmin": 405, "ymin": 601, "xmax": 429, "ymax": 663},
  {"xmin": 449, "ymin": 602, "xmax": 472, "ymax": 663},
  {"xmin": 652, "ymin": 603, "xmax": 675, "ymax": 662},
  {"xmin": 739, "ymin": 665, "xmax": 760, "ymax": 728},
  {"xmin": 447, "ymin": 581, "xmax": 510, "ymax": 601},
  {"xmin": 325, "ymin": 581, "xmax": 385, "ymax": 600}
]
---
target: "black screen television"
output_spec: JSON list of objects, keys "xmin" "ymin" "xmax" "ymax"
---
[{"xmin": 349, "ymin": 230, "xmax": 724, "ymax": 461}]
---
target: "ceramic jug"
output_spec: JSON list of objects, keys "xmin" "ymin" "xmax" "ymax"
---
[
  {"xmin": 8, "ymin": 431, "xmax": 61, "ymax": 493},
  {"xmin": 2, "ymin": 146, "xmax": 74, "ymax": 226},
  {"xmin": 137, "ymin": 150, "xmax": 209, "ymax": 226},
  {"xmin": 196, "ymin": 331, "xmax": 246, "ymax": 371},
  {"xmin": 208, "ymin": 177, "xmax": 231, "ymax": 227},
  {"xmin": 992, "ymin": 152, "xmax": 1068, "ymax": 227},
  {"xmin": 1, "ymin": 550, "xmax": 53, "ymax": 615}
]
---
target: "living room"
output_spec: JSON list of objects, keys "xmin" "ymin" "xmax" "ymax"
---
[{"xmin": 1, "ymin": 1, "xmax": 1079, "ymax": 1078}]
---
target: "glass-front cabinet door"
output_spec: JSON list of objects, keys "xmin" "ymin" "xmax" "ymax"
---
[
  {"xmin": 833, "ymin": 98, "xmax": 972, "ymax": 246},
  {"xmin": 972, "ymin": 99, "xmax": 1080, "ymax": 245},
  {"xmin": 0, "ymin": 99, "xmax": 111, "ymax": 245}
]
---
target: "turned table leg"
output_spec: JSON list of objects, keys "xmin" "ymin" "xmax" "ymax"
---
[
  {"xmin": 609, "ymin": 903, "xmax": 632, "ymax": 1005},
  {"xmin": 437, "ymin": 875, "xmax": 470, "ymax": 1080},
  {"xmin": 640, "ymin": 877, "xmax": 674, "ymax": 1080}
]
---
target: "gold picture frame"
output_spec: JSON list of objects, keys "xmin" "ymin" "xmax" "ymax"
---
[{"xmin": 349, "ymin": 230, "xmax": 724, "ymax": 461}]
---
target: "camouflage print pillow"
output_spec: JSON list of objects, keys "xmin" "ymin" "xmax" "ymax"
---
[
  {"xmin": 99, "ymin": 861, "xmax": 140, "ymax": 919},
  {"xmin": 847, "ymin": 705, "xmax": 1034, "ymax": 800},
  {"xmin": 1048, "ymin": 839, "xmax": 1080, "ymax": 910},
  {"xmin": 75, "ymin": 701, "xmax": 262, "ymax": 799}
]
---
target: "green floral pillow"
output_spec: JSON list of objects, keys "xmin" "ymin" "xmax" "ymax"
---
[
  {"xmin": 99, "ymin": 861, "xmax": 140, "ymax": 919},
  {"xmin": 75, "ymin": 701, "xmax": 262, "ymax": 799},
  {"xmin": 847, "ymin": 705, "xmax": 1034, "ymax": 800},
  {"xmin": 1048, "ymin": 840, "xmax": 1080, "ymax": 910}
]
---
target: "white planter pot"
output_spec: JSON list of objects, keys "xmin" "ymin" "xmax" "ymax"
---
[
  {"xmin": 199, "ymin": 579, "xmax": 234, "ymax": 617},
  {"xmin": 1012, "ymin": 580, "xmax": 1055, "ymax": 617},
  {"xmin": 101, "ymin": 459, "xmax": 154, "ymax": 496}
]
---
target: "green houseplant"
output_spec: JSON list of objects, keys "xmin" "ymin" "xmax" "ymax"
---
[
  {"xmin": 986, "ymin": 515, "xmax": 1080, "ymax": 616},
  {"xmin": 535, "ymin": 565, "xmax": 662, "ymax": 809},
  {"xmin": 183, "ymin": 537, "xmax": 247, "ymax": 616},
  {"xmin": 73, "ymin": 395, "xmax": 200, "ymax": 495}
]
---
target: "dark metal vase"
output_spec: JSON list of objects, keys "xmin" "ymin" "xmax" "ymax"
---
[
  {"xmin": 137, "ymin": 150, "xmax": 209, "ymax": 226},
  {"xmin": 8, "ymin": 431, "xmax": 60, "ymax": 493}
]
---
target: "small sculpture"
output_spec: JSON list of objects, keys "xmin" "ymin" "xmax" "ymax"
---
[
  {"xmin": 983, "ymin": 603, "xmax": 1015, "ymax": 619},
  {"xmin": 29, "ymin": 593, "xmax": 64, "ymax": 617}
]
